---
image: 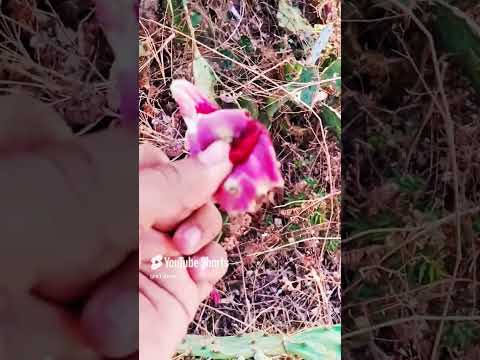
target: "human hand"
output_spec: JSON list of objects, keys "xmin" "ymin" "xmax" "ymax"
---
[
  {"xmin": 0, "ymin": 95, "xmax": 138, "ymax": 359},
  {"xmin": 139, "ymin": 142, "xmax": 232, "ymax": 360},
  {"xmin": 0, "ymin": 93, "xmax": 231, "ymax": 360}
]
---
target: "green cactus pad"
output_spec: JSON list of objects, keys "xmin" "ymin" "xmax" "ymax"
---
[{"xmin": 176, "ymin": 324, "xmax": 341, "ymax": 359}]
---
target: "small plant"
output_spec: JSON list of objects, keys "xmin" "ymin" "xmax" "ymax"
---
[
  {"xmin": 293, "ymin": 159, "xmax": 304, "ymax": 169},
  {"xmin": 265, "ymin": 213, "xmax": 274, "ymax": 225},
  {"xmin": 325, "ymin": 239, "xmax": 340, "ymax": 253},
  {"xmin": 286, "ymin": 192, "xmax": 307, "ymax": 205},
  {"xmin": 219, "ymin": 48, "xmax": 235, "ymax": 70},
  {"xmin": 473, "ymin": 217, "xmax": 480, "ymax": 233},
  {"xmin": 305, "ymin": 177, "xmax": 326, "ymax": 196},
  {"xmin": 442, "ymin": 322, "xmax": 480, "ymax": 351},
  {"xmin": 239, "ymin": 35, "xmax": 254, "ymax": 53},
  {"xmin": 304, "ymin": 177, "xmax": 318, "ymax": 189},
  {"xmin": 309, "ymin": 209, "xmax": 326, "ymax": 225},
  {"xmin": 407, "ymin": 254, "xmax": 446, "ymax": 285},
  {"xmin": 288, "ymin": 223, "xmax": 301, "ymax": 231},
  {"xmin": 393, "ymin": 175, "xmax": 424, "ymax": 193}
]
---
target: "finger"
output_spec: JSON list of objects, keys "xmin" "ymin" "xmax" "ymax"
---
[
  {"xmin": 0, "ymin": 288, "xmax": 98, "ymax": 360},
  {"xmin": 81, "ymin": 254, "xmax": 137, "ymax": 358},
  {"xmin": 187, "ymin": 242, "xmax": 229, "ymax": 285},
  {"xmin": 140, "ymin": 140, "xmax": 232, "ymax": 232},
  {"xmin": 139, "ymin": 273, "xmax": 190, "ymax": 360},
  {"xmin": 197, "ymin": 282, "xmax": 218, "ymax": 303},
  {"xmin": 139, "ymin": 143, "xmax": 169, "ymax": 170},
  {"xmin": 172, "ymin": 201, "xmax": 223, "ymax": 255},
  {"xmin": 124, "ymin": 352, "xmax": 139, "ymax": 359},
  {"xmin": 139, "ymin": 226, "xmax": 180, "ymax": 270},
  {"xmin": 0, "ymin": 95, "xmax": 73, "ymax": 153},
  {"xmin": 139, "ymin": 257, "xmax": 200, "ymax": 321},
  {"xmin": 0, "ymin": 127, "xmax": 138, "ymax": 302},
  {"xmin": 138, "ymin": 245, "xmax": 227, "ymax": 360}
]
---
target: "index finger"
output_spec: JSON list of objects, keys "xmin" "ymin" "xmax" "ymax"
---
[
  {"xmin": 139, "ymin": 141, "xmax": 232, "ymax": 232},
  {"xmin": 0, "ymin": 126, "xmax": 138, "ymax": 302}
]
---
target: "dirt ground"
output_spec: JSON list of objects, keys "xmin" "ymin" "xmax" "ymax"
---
[
  {"xmin": 342, "ymin": 1, "xmax": 480, "ymax": 358},
  {"xmin": 138, "ymin": 0, "xmax": 342, "ymax": 347},
  {"xmin": 0, "ymin": 0, "xmax": 341, "ymax": 357}
]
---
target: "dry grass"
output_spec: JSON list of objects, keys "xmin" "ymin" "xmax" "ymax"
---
[
  {"xmin": 0, "ymin": 0, "xmax": 115, "ymax": 132},
  {"xmin": 0, "ymin": 0, "xmax": 341, "ymax": 356},
  {"xmin": 138, "ymin": 0, "xmax": 342, "ymax": 349},
  {"xmin": 342, "ymin": 1, "xmax": 480, "ymax": 358}
]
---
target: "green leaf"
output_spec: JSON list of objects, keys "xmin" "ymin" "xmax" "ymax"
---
[
  {"xmin": 219, "ymin": 48, "xmax": 235, "ymax": 70},
  {"xmin": 261, "ymin": 97, "xmax": 285, "ymax": 125},
  {"xmin": 307, "ymin": 24, "xmax": 333, "ymax": 65},
  {"xmin": 265, "ymin": 99, "xmax": 283, "ymax": 120},
  {"xmin": 239, "ymin": 35, "xmax": 253, "ymax": 53},
  {"xmin": 432, "ymin": 0, "xmax": 480, "ymax": 92},
  {"xmin": 319, "ymin": 104, "xmax": 341, "ymax": 139},
  {"xmin": 326, "ymin": 239, "xmax": 340, "ymax": 252},
  {"xmin": 193, "ymin": 55, "xmax": 217, "ymax": 102},
  {"xmin": 238, "ymin": 97, "xmax": 259, "ymax": 119},
  {"xmin": 166, "ymin": 0, "xmax": 185, "ymax": 30},
  {"xmin": 286, "ymin": 64, "xmax": 331, "ymax": 107},
  {"xmin": 393, "ymin": 175, "xmax": 424, "ymax": 193},
  {"xmin": 190, "ymin": 10, "xmax": 202, "ymax": 28},
  {"xmin": 277, "ymin": 0, "xmax": 314, "ymax": 36},
  {"xmin": 321, "ymin": 58, "xmax": 341, "ymax": 91},
  {"xmin": 284, "ymin": 62, "xmax": 303, "ymax": 81},
  {"xmin": 298, "ymin": 66, "xmax": 319, "ymax": 106},
  {"xmin": 473, "ymin": 217, "xmax": 480, "ymax": 233},
  {"xmin": 418, "ymin": 262, "xmax": 427, "ymax": 284}
]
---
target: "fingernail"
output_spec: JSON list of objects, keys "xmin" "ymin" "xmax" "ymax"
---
[
  {"xmin": 104, "ymin": 290, "xmax": 138, "ymax": 355},
  {"xmin": 83, "ymin": 289, "xmax": 138, "ymax": 357},
  {"xmin": 175, "ymin": 225, "xmax": 202, "ymax": 254},
  {"xmin": 198, "ymin": 141, "xmax": 230, "ymax": 165}
]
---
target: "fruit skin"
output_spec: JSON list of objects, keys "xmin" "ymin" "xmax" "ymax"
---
[
  {"xmin": 176, "ymin": 324, "xmax": 341, "ymax": 359},
  {"xmin": 170, "ymin": 80, "xmax": 284, "ymax": 215}
]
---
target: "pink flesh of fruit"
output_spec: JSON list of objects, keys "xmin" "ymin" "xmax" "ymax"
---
[{"xmin": 171, "ymin": 80, "xmax": 283, "ymax": 214}]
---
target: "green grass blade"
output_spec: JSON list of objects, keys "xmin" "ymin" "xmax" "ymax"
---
[{"xmin": 432, "ymin": 0, "xmax": 480, "ymax": 92}]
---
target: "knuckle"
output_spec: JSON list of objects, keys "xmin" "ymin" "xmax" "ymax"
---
[
  {"xmin": 202, "ymin": 203, "xmax": 223, "ymax": 239},
  {"xmin": 159, "ymin": 162, "xmax": 182, "ymax": 186},
  {"xmin": 158, "ymin": 163, "xmax": 192, "ymax": 213},
  {"xmin": 210, "ymin": 206, "xmax": 223, "ymax": 233}
]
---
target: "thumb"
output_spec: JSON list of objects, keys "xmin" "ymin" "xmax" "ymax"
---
[
  {"xmin": 139, "ymin": 141, "xmax": 232, "ymax": 231},
  {"xmin": 0, "ymin": 94, "xmax": 73, "ymax": 152}
]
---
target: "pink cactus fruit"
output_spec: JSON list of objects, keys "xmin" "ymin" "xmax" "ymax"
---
[{"xmin": 171, "ymin": 80, "xmax": 284, "ymax": 214}]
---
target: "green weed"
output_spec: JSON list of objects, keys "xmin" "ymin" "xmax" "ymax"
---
[
  {"xmin": 309, "ymin": 209, "xmax": 326, "ymax": 225},
  {"xmin": 325, "ymin": 239, "xmax": 340, "ymax": 252},
  {"xmin": 443, "ymin": 322, "xmax": 480, "ymax": 351}
]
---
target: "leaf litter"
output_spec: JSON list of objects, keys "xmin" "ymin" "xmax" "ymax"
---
[{"xmin": 139, "ymin": 1, "xmax": 341, "ymax": 358}]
